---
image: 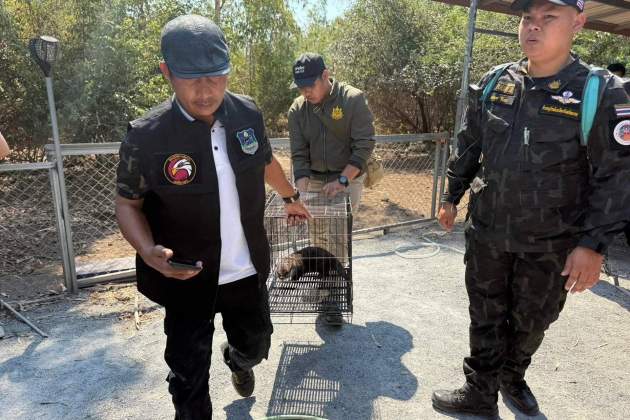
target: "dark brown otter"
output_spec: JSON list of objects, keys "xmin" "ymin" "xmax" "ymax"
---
[{"xmin": 275, "ymin": 246, "xmax": 345, "ymax": 282}]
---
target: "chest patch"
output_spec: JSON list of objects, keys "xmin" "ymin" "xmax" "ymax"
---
[
  {"xmin": 164, "ymin": 154, "xmax": 197, "ymax": 185},
  {"xmin": 539, "ymin": 103, "xmax": 580, "ymax": 121},
  {"xmin": 236, "ymin": 128, "xmax": 259, "ymax": 155},
  {"xmin": 331, "ymin": 106, "xmax": 344, "ymax": 120},
  {"xmin": 550, "ymin": 90, "xmax": 581, "ymax": 105},
  {"xmin": 613, "ymin": 120, "xmax": 630, "ymax": 146},
  {"xmin": 490, "ymin": 93, "xmax": 515, "ymax": 106},
  {"xmin": 494, "ymin": 81, "xmax": 516, "ymax": 96}
]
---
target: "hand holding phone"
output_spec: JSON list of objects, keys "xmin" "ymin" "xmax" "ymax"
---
[{"xmin": 168, "ymin": 257, "xmax": 203, "ymax": 272}]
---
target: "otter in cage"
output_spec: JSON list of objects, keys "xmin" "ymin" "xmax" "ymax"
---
[{"xmin": 274, "ymin": 246, "xmax": 345, "ymax": 282}]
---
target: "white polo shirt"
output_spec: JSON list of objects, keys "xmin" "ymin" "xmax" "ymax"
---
[{"xmin": 177, "ymin": 99, "xmax": 257, "ymax": 285}]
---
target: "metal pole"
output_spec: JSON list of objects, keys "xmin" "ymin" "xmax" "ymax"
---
[
  {"xmin": 431, "ymin": 139, "xmax": 442, "ymax": 219},
  {"xmin": 454, "ymin": 0, "xmax": 480, "ymax": 136},
  {"xmin": 438, "ymin": 137, "xmax": 450, "ymax": 205},
  {"xmin": 48, "ymin": 167, "xmax": 74, "ymax": 291},
  {"xmin": 45, "ymin": 76, "xmax": 77, "ymax": 293}
]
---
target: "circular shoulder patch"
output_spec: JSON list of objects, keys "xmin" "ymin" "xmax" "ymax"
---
[
  {"xmin": 164, "ymin": 154, "xmax": 196, "ymax": 185},
  {"xmin": 613, "ymin": 120, "xmax": 630, "ymax": 146}
]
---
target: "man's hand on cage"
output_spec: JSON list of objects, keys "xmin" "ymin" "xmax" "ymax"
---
[
  {"xmin": 285, "ymin": 201, "xmax": 312, "ymax": 225},
  {"xmin": 140, "ymin": 244, "xmax": 202, "ymax": 280},
  {"xmin": 322, "ymin": 180, "xmax": 346, "ymax": 198},
  {"xmin": 296, "ymin": 177, "xmax": 310, "ymax": 192},
  {"xmin": 438, "ymin": 202, "xmax": 457, "ymax": 232}
]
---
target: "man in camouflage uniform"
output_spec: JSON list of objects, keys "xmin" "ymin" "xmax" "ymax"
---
[{"xmin": 432, "ymin": 0, "xmax": 630, "ymax": 417}]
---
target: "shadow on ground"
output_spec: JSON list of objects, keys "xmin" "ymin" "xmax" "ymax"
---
[
  {"xmin": 590, "ymin": 280, "xmax": 630, "ymax": 312},
  {"xmin": 266, "ymin": 319, "xmax": 418, "ymax": 420},
  {"xmin": 0, "ymin": 298, "xmax": 151, "ymax": 419}
]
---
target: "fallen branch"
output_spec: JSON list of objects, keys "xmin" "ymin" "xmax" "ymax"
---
[{"xmin": 0, "ymin": 298, "xmax": 48, "ymax": 338}]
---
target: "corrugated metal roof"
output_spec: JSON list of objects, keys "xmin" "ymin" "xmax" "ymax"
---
[{"xmin": 433, "ymin": 0, "xmax": 630, "ymax": 37}]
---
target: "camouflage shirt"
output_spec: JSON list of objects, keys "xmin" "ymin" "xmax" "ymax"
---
[{"xmin": 445, "ymin": 56, "xmax": 630, "ymax": 253}]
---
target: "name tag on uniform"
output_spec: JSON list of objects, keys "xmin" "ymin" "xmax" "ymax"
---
[
  {"xmin": 539, "ymin": 104, "xmax": 579, "ymax": 120},
  {"xmin": 489, "ymin": 93, "xmax": 515, "ymax": 106}
]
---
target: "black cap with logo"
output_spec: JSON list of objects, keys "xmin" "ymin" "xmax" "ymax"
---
[
  {"xmin": 161, "ymin": 15, "xmax": 230, "ymax": 79},
  {"xmin": 511, "ymin": 0, "xmax": 585, "ymax": 12},
  {"xmin": 290, "ymin": 53, "xmax": 327, "ymax": 89}
]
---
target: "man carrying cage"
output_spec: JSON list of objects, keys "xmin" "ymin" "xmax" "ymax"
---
[
  {"xmin": 286, "ymin": 53, "xmax": 376, "ymax": 318},
  {"xmin": 115, "ymin": 15, "xmax": 310, "ymax": 419},
  {"xmin": 433, "ymin": 0, "xmax": 630, "ymax": 417}
]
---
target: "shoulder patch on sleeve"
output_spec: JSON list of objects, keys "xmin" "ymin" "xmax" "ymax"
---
[
  {"xmin": 614, "ymin": 104, "xmax": 630, "ymax": 119},
  {"xmin": 613, "ymin": 119, "xmax": 630, "ymax": 146}
]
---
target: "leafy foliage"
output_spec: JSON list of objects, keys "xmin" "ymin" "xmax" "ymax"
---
[{"xmin": 0, "ymin": 0, "xmax": 626, "ymax": 160}]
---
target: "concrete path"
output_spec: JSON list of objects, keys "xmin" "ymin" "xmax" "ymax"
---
[{"xmin": 1, "ymin": 224, "xmax": 628, "ymax": 419}]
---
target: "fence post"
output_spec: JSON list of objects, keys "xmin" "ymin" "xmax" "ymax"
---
[
  {"xmin": 430, "ymin": 138, "xmax": 442, "ymax": 219},
  {"xmin": 44, "ymin": 77, "xmax": 78, "ymax": 293},
  {"xmin": 48, "ymin": 167, "xmax": 74, "ymax": 291}
]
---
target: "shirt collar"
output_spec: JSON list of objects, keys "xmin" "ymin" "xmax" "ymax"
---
[
  {"xmin": 173, "ymin": 95, "xmax": 195, "ymax": 122},
  {"xmin": 516, "ymin": 53, "xmax": 582, "ymax": 93},
  {"xmin": 173, "ymin": 95, "xmax": 225, "ymax": 128}
]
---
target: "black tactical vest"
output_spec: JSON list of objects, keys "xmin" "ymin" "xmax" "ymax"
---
[{"xmin": 128, "ymin": 92, "xmax": 271, "ymax": 312}]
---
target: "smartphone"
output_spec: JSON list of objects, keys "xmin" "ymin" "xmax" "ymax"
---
[{"xmin": 168, "ymin": 257, "xmax": 202, "ymax": 272}]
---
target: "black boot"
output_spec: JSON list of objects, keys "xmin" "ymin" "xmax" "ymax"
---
[
  {"xmin": 500, "ymin": 380, "xmax": 539, "ymax": 416},
  {"xmin": 221, "ymin": 342, "xmax": 255, "ymax": 398},
  {"xmin": 432, "ymin": 384, "xmax": 498, "ymax": 418}
]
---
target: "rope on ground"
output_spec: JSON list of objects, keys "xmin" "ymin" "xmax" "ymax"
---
[
  {"xmin": 393, "ymin": 222, "xmax": 466, "ymax": 259},
  {"xmin": 394, "ymin": 235, "xmax": 465, "ymax": 259}
]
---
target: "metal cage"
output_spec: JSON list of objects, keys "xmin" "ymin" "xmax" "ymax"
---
[{"xmin": 265, "ymin": 192, "xmax": 353, "ymax": 320}]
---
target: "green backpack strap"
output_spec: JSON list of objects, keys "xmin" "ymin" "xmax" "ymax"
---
[
  {"xmin": 481, "ymin": 63, "xmax": 512, "ymax": 113},
  {"xmin": 580, "ymin": 67, "xmax": 609, "ymax": 146}
]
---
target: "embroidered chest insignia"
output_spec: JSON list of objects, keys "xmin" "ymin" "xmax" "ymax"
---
[
  {"xmin": 236, "ymin": 128, "xmax": 259, "ymax": 155},
  {"xmin": 331, "ymin": 106, "xmax": 344, "ymax": 120},
  {"xmin": 551, "ymin": 90, "xmax": 581, "ymax": 105},
  {"xmin": 548, "ymin": 80, "xmax": 562, "ymax": 90},
  {"xmin": 164, "ymin": 154, "xmax": 196, "ymax": 185}
]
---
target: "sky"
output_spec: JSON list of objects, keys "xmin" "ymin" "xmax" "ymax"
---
[{"xmin": 291, "ymin": 0, "xmax": 354, "ymax": 28}]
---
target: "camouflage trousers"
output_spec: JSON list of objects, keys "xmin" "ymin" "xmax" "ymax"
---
[{"xmin": 463, "ymin": 234, "xmax": 570, "ymax": 401}]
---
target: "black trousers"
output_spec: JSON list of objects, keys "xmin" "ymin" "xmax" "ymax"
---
[
  {"xmin": 163, "ymin": 274, "xmax": 273, "ymax": 420},
  {"xmin": 463, "ymin": 236, "xmax": 569, "ymax": 402}
]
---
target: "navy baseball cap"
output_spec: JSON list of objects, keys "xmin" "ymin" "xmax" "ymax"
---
[
  {"xmin": 161, "ymin": 15, "xmax": 230, "ymax": 79},
  {"xmin": 290, "ymin": 53, "xmax": 326, "ymax": 88},
  {"xmin": 512, "ymin": 0, "xmax": 585, "ymax": 12}
]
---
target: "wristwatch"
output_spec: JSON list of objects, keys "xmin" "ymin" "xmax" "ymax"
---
[
  {"xmin": 282, "ymin": 190, "xmax": 300, "ymax": 204},
  {"xmin": 338, "ymin": 175, "xmax": 349, "ymax": 187}
]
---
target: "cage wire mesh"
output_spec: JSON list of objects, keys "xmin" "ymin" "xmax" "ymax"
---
[
  {"xmin": 265, "ymin": 192, "xmax": 353, "ymax": 318},
  {"xmin": 62, "ymin": 154, "xmax": 135, "ymax": 279},
  {"xmin": 0, "ymin": 167, "xmax": 65, "ymax": 293},
  {"xmin": 355, "ymin": 140, "xmax": 439, "ymax": 229}
]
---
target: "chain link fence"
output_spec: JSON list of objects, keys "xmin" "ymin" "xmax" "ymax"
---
[
  {"xmin": 0, "ymin": 163, "xmax": 66, "ymax": 298},
  {"xmin": 51, "ymin": 144, "xmax": 136, "ymax": 283},
  {"xmin": 1, "ymin": 134, "xmax": 627, "ymax": 295}
]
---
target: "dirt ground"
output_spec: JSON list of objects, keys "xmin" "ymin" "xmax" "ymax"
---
[{"xmin": 1, "ymin": 223, "xmax": 628, "ymax": 420}]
